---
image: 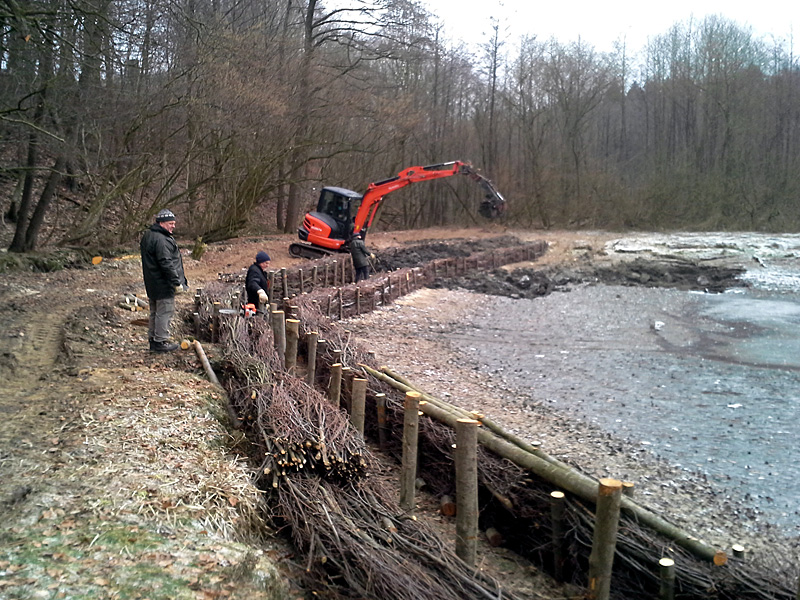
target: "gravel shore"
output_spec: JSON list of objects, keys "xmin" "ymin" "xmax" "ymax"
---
[{"xmin": 345, "ymin": 283, "xmax": 798, "ymax": 580}]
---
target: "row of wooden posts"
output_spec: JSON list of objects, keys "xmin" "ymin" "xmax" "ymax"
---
[{"xmin": 260, "ymin": 304, "xmax": 692, "ymax": 600}]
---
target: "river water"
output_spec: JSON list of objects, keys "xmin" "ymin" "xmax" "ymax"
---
[{"xmin": 455, "ymin": 233, "xmax": 800, "ymax": 531}]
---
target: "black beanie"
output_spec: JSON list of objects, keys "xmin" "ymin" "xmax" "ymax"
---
[{"xmin": 256, "ymin": 251, "xmax": 271, "ymax": 263}]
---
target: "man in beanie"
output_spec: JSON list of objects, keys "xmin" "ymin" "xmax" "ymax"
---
[
  {"xmin": 245, "ymin": 251, "xmax": 271, "ymax": 312},
  {"xmin": 140, "ymin": 209, "xmax": 188, "ymax": 352}
]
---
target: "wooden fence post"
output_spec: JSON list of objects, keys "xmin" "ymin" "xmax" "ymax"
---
[
  {"xmin": 375, "ymin": 392, "xmax": 387, "ymax": 449},
  {"xmin": 588, "ymin": 478, "xmax": 623, "ymax": 600},
  {"xmin": 659, "ymin": 557, "xmax": 675, "ymax": 600},
  {"xmin": 212, "ymin": 302, "xmax": 221, "ymax": 343},
  {"xmin": 455, "ymin": 418, "xmax": 479, "ymax": 566},
  {"xmin": 306, "ymin": 331, "xmax": 318, "ymax": 386},
  {"xmin": 351, "ymin": 377, "xmax": 367, "ymax": 434},
  {"xmin": 285, "ymin": 318, "xmax": 300, "ymax": 374},
  {"xmin": 399, "ymin": 391, "xmax": 421, "ymax": 511},
  {"xmin": 281, "ymin": 267, "xmax": 289, "ymax": 299},
  {"xmin": 271, "ymin": 310, "xmax": 286, "ymax": 368},
  {"xmin": 328, "ymin": 363, "xmax": 343, "ymax": 408},
  {"xmin": 550, "ymin": 490, "xmax": 566, "ymax": 582}
]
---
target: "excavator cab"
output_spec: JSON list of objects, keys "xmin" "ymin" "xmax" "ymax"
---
[{"xmin": 296, "ymin": 187, "xmax": 362, "ymax": 255}]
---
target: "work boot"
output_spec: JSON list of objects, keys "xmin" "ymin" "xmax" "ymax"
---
[{"xmin": 150, "ymin": 340, "xmax": 179, "ymax": 353}]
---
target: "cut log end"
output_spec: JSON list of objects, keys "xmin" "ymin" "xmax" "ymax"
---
[
  {"xmin": 713, "ymin": 551, "xmax": 728, "ymax": 566},
  {"xmin": 440, "ymin": 495, "xmax": 456, "ymax": 517}
]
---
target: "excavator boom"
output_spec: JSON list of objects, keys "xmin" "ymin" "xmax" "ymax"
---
[{"xmin": 291, "ymin": 161, "xmax": 506, "ymax": 259}]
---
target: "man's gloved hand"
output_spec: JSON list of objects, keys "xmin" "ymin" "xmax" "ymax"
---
[
  {"xmin": 257, "ymin": 289, "xmax": 269, "ymax": 304},
  {"xmin": 370, "ymin": 253, "xmax": 376, "ymax": 260},
  {"xmin": 175, "ymin": 285, "xmax": 185, "ymax": 294}
]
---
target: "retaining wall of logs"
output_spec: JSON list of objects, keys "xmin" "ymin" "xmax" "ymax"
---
[{"xmin": 189, "ymin": 240, "xmax": 795, "ymax": 600}]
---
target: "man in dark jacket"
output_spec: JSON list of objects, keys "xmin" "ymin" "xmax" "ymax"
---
[
  {"xmin": 245, "ymin": 251, "xmax": 271, "ymax": 312},
  {"xmin": 348, "ymin": 234, "xmax": 374, "ymax": 282},
  {"xmin": 140, "ymin": 209, "xmax": 188, "ymax": 352}
]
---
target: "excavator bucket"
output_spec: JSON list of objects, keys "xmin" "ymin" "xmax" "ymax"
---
[{"xmin": 465, "ymin": 167, "xmax": 506, "ymax": 219}]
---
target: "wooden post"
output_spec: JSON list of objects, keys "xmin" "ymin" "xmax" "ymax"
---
[
  {"xmin": 328, "ymin": 363, "xmax": 343, "ymax": 408},
  {"xmin": 212, "ymin": 302, "xmax": 221, "ymax": 343},
  {"xmin": 376, "ymin": 393, "xmax": 388, "ymax": 449},
  {"xmin": 312, "ymin": 266, "xmax": 318, "ymax": 289},
  {"xmin": 332, "ymin": 260, "xmax": 338, "ymax": 286},
  {"xmin": 550, "ymin": 490, "xmax": 566, "ymax": 582},
  {"xmin": 305, "ymin": 331, "xmax": 318, "ymax": 386},
  {"xmin": 351, "ymin": 377, "xmax": 367, "ymax": 434},
  {"xmin": 588, "ymin": 478, "xmax": 623, "ymax": 600},
  {"xmin": 332, "ymin": 349, "xmax": 342, "ymax": 366},
  {"xmin": 271, "ymin": 310, "xmax": 286, "ymax": 367},
  {"xmin": 356, "ymin": 287, "xmax": 361, "ymax": 314},
  {"xmin": 299, "ymin": 269, "xmax": 305, "ymax": 294},
  {"xmin": 194, "ymin": 289, "xmax": 202, "ymax": 312},
  {"xmin": 622, "ymin": 481, "xmax": 635, "ymax": 497},
  {"xmin": 342, "ymin": 367, "xmax": 353, "ymax": 413},
  {"xmin": 455, "ymin": 418, "xmax": 479, "ymax": 566},
  {"xmin": 732, "ymin": 544, "xmax": 745, "ymax": 558},
  {"xmin": 399, "ymin": 391, "xmax": 421, "ymax": 512},
  {"xmin": 285, "ymin": 319, "xmax": 300, "ymax": 374},
  {"xmin": 659, "ymin": 557, "xmax": 675, "ymax": 600},
  {"xmin": 324, "ymin": 263, "xmax": 330, "ymax": 286},
  {"xmin": 440, "ymin": 495, "xmax": 456, "ymax": 516},
  {"xmin": 281, "ymin": 267, "xmax": 289, "ymax": 299},
  {"xmin": 388, "ymin": 275, "xmax": 393, "ymax": 300},
  {"xmin": 316, "ymin": 339, "xmax": 328, "ymax": 377},
  {"xmin": 268, "ymin": 272, "xmax": 275, "ymax": 303},
  {"xmin": 193, "ymin": 312, "xmax": 201, "ymax": 340},
  {"xmin": 485, "ymin": 528, "xmax": 503, "ymax": 547},
  {"xmin": 412, "ymin": 269, "xmax": 417, "ymax": 289}
]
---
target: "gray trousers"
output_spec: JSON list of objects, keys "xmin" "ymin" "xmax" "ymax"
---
[{"xmin": 148, "ymin": 296, "xmax": 175, "ymax": 342}]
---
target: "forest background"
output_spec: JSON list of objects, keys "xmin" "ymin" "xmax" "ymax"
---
[{"xmin": 1, "ymin": 0, "xmax": 799, "ymax": 253}]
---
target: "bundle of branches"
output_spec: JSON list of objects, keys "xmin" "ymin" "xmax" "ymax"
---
[
  {"xmin": 212, "ymin": 312, "xmax": 519, "ymax": 599},
  {"xmin": 277, "ymin": 474, "xmax": 517, "ymax": 600}
]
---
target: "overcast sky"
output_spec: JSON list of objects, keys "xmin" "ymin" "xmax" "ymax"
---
[{"xmin": 422, "ymin": 0, "xmax": 797, "ymax": 54}]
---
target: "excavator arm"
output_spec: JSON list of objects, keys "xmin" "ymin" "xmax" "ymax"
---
[{"xmin": 353, "ymin": 161, "xmax": 506, "ymax": 237}]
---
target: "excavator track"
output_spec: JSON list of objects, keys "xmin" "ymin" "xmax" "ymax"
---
[{"xmin": 289, "ymin": 242, "xmax": 335, "ymax": 260}]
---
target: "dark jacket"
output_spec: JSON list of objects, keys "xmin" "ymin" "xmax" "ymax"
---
[
  {"xmin": 140, "ymin": 224, "xmax": 187, "ymax": 300},
  {"xmin": 245, "ymin": 262, "xmax": 270, "ymax": 310},
  {"xmin": 349, "ymin": 237, "xmax": 370, "ymax": 269}
]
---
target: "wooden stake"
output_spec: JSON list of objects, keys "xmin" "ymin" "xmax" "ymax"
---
[
  {"xmin": 485, "ymin": 527, "xmax": 503, "ymax": 547},
  {"xmin": 375, "ymin": 393, "xmax": 388, "ymax": 449},
  {"xmin": 324, "ymin": 264, "xmax": 329, "ymax": 286},
  {"xmin": 440, "ymin": 495, "xmax": 456, "ymax": 516},
  {"xmin": 351, "ymin": 377, "xmax": 367, "ymax": 434},
  {"xmin": 312, "ymin": 266, "xmax": 318, "ymax": 289},
  {"xmin": 399, "ymin": 391, "xmax": 421, "ymax": 512},
  {"xmin": 732, "ymin": 544, "xmax": 745, "ymax": 558},
  {"xmin": 550, "ymin": 490, "xmax": 566, "ymax": 582},
  {"xmin": 588, "ymin": 478, "xmax": 623, "ymax": 600},
  {"xmin": 622, "ymin": 481, "xmax": 635, "ymax": 497},
  {"xmin": 328, "ymin": 363, "xmax": 343, "ymax": 408},
  {"xmin": 212, "ymin": 302, "xmax": 221, "ymax": 343},
  {"xmin": 299, "ymin": 269, "xmax": 305, "ymax": 294},
  {"xmin": 281, "ymin": 267, "xmax": 289, "ymax": 299},
  {"xmin": 356, "ymin": 287, "xmax": 361, "ymax": 314},
  {"xmin": 268, "ymin": 272, "xmax": 275, "ymax": 303},
  {"xmin": 305, "ymin": 331, "xmax": 318, "ymax": 387},
  {"xmin": 455, "ymin": 418, "xmax": 479, "ymax": 566},
  {"xmin": 659, "ymin": 557, "xmax": 675, "ymax": 600},
  {"xmin": 193, "ymin": 312, "xmax": 201, "ymax": 340},
  {"xmin": 332, "ymin": 260, "xmax": 338, "ymax": 286},
  {"xmin": 285, "ymin": 318, "xmax": 300, "ymax": 374},
  {"xmin": 271, "ymin": 310, "xmax": 286, "ymax": 367}
]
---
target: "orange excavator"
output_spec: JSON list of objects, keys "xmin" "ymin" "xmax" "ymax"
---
[{"xmin": 289, "ymin": 161, "xmax": 506, "ymax": 259}]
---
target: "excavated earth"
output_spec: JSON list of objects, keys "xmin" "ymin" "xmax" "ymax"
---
[{"xmin": 0, "ymin": 226, "xmax": 797, "ymax": 598}]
